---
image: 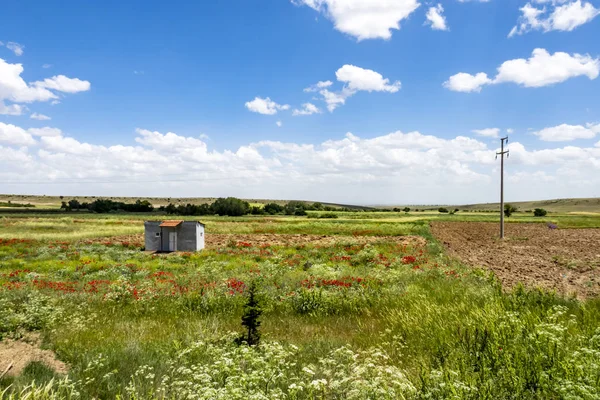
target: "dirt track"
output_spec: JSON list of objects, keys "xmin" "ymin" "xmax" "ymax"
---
[{"xmin": 431, "ymin": 222, "xmax": 600, "ymax": 298}]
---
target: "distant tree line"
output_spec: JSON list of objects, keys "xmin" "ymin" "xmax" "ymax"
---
[{"xmin": 61, "ymin": 199, "xmax": 153, "ymax": 213}]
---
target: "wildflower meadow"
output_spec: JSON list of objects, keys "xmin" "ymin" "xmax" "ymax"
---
[{"xmin": 1, "ymin": 213, "xmax": 600, "ymax": 399}]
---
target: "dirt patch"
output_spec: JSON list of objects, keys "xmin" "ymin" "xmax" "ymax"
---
[
  {"xmin": 431, "ymin": 222, "xmax": 600, "ymax": 298},
  {"xmin": 0, "ymin": 333, "xmax": 68, "ymax": 377}
]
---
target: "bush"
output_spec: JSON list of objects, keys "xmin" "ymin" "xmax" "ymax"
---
[
  {"xmin": 403, "ymin": 207, "xmax": 411, "ymax": 212},
  {"xmin": 211, "ymin": 197, "xmax": 250, "ymax": 216},
  {"xmin": 438, "ymin": 208, "xmax": 449, "ymax": 213},
  {"xmin": 263, "ymin": 203, "xmax": 284, "ymax": 215},
  {"xmin": 250, "ymin": 206, "xmax": 265, "ymax": 215},
  {"xmin": 534, "ymin": 208, "xmax": 548, "ymax": 217},
  {"xmin": 285, "ymin": 201, "xmax": 306, "ymax": 215},
  {"xmin": 318, "ymin": 212, "xmax": 338, "ymax": 219},
  {"xmin": 504, "ymin": 204, "xmax": 517, "ymax": 217}
]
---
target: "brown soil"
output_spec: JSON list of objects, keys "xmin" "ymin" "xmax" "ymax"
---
[
  {"xmin": 431, "ymin": 222, "xmax": 600, "ymax": 298},
  {"xmin": 0, "ymin": 333, "xmax": 68, "ymax": 377}
]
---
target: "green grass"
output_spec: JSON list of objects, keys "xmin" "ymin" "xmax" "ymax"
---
[{"xmin": 1, "ymin": 212, "xmax": 600, "ymax": 398}]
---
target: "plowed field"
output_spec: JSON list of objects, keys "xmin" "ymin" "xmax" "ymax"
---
[{"xmin": 431, "ymin": 222, "xmax": 600, "ymax": 298}]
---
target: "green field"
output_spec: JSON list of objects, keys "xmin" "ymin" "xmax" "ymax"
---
[{"xmin": 1, "ymin": 211, "xmax": 600, "ymax": 399}]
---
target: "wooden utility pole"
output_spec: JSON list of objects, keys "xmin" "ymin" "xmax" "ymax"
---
[{"xmin": 497, "ymin": 136, "xmax": 509, "ymax": 239}]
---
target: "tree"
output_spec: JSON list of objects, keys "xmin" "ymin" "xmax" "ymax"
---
[
  {"xmin": 263, "ymin": 203, "xmax": 284, "ymax": 215},
  {"xmin": 284, "ymin": 201, "xmax": 306, "ymax": 215},
  {"xmin": 312, "ymin": 202, "xmax": 323, "ymax": 211},
  {"xmin": 403, "ymin": 207, "xmax": 411, "ymax": 212},
  {"xmin": 60, "ymin": 201, "xmax": 71, "ymax": 211},
  {"xmin": 438, "ymin": 207, "xmax": 449, "ymax": 213},
  {"xmin": 68, "ymin": 199, "xmax": 81, "ymax": 210},
  {"xmin": 534, "ymin": 208, "xmax": 548, "ymax": 217},
  {"xmin": 235, "ymin": 281, "xmax": 262, "ymax": 346},
  {"xmin": 250, "ymin": 206, "xmax": 265, "ymax": 215},
  {"xmin": 211, "ymin": 197, "xmax": 250, "ymax": 216},
  {"xmin": 504, "ymin": 204, "xmax": 517, "ymax": 217}
]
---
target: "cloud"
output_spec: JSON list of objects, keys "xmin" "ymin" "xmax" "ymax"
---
[
  {"xmin": 0, "ymin": 122, "xmax": 64, "ymax": 146},
  {"xmin": 42, "ymin": 64, "xmax": 52, "ymax": 69},
  {"xmin": 292, "ymin": 0, "xmax": 420, "ymax": 41},
  {"xmin": 28, "ymin": 127, "xmax": 63, "ymax": 137},
  {"xmin": 533, "ymin": 122, "xmax": 600, "ymax": 141},
  {"xmin": 336, "ymin": 64, "xmax": 401, "ymax": 92},
  {"xmin": 276, "ymin": 121, "xmax": 283, "ymax": 127},
  {"xmin": 2, "ymin": 124, "xmax": 600, "ymax": 204},
  {"xmin": 245, "ymin": 97, "xmax": 290, "ymax": 115},
  {"xmin": 293, "ymin": 102, "xmax": 322, "ymax": 116},
  {"xmin": 0, "ymin": 102, "xmax": 26, "ymax": 115},
  {"xmin": 308, "ymin": 65, "xmax": 401, "ymax": 111},
  {"xmin": 0, "ymin": 122, "xmax": 36, "ymax": 146},
  {"xmin": 445, "ymin": 49, "xmax": 599, "ymax": 92},
  {"xmin": 472, "ymin": 128, "xmax": 500, "ymax": 138},
  {"xmin": 443, "ymin": 72, "xmax": 492, "ymax": 93},
  {"xmin": 319, "ymin": 88, "xmax": 354, "ymax": 112},
  {"xmin": 5, "ymin": 42, "xmax": 24, "ymax": 56},
  {"xmin": 30, "ymin": 112, "xmax": 51, "ymax": 120},
  {"xmin": 0, "ymin": 58, "xmax": 90, "ymax": 104},
  {"xmin": 509, "ymin": 0, "xmax": 600, "ymax": 37},
  {"xmin": 425, "ymin": 4, "xmax": 449, "ymax": 30},
  {"xmin": 33, "ymin": 75, "xmax": 91, "ymax": 93},
  {"xmin": 303, "ymin": 80, "xmax": 333, "ymax": 92}
]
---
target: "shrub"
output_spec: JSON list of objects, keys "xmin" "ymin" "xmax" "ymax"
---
[
  {"xmin": 263, "ymin": 203, "xmax": 284, "ymax": 215},
  {"xmin": 211, "ymin": 197, "xmax": 250, "ymax": 216},
  {"xmin": 403, "ymin": 207, "xmax": 411, "ymax": 212},
  {"xmin": 250, "ymin": 206, "xmax": 265, "ymax": 215},
  {"xmin": 438, "ymin": 208, "xmax": 449, "ymax": 213},
  {"xmin": 318, "ymin": 212, "xmax": 338, "ymax": 219},
  {"xmin": 285, "ymin": 201, "xmax": 306, "ymax": 215},
  {"xmin": 504, "ymin": 204, "xmax": 517, "ymax": 217},
  {"xmin": 235, "ymin": 281, "xmax": 262, "ymax": 346},
  {"xmin": 534, "ymin": 208, "xmax": 548, "ymax": 217}
]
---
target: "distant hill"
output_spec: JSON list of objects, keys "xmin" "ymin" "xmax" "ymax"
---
[
  {"xmin": 454, "ymin": 198, "xmax": 600, "ymax": 213},
  {"xmin": 0, "ymin": 194, "xmax": 372, "ymax": 211},
  {"xmin": 386, "ymin": 198, "xmax": 600, "ymax": 213}
]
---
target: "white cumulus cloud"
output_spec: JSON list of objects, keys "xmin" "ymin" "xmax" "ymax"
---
[
  {"xmin": 308, "ymin": 65, "xmax": 401, "ymax": 111},
  {"xmin": 425, "ymin": 4, "xmax": 449, "ymax": 30},
  {"xmin": 33, "ymin": 75, "xmax": 91, "ymax": 93},
  {"xmin": 1, "ymin": 123, "xmax": 600, "ymax": 204},
  {"xmin": 336, "ymin": 64, "xmax": 401, "ymax": 93},
  {"xmin": 245, "ymin": 97, "xmax": 290, "ymax": 115},
  {"xmin": 533, "ymin": 122, "xmax": 600, "ymax": 141},
  {"xmin": 509, "ymin": 0, "xmax": 600, "ymax": 37},
  {"xmin": 443, "ymin": 72, "xmax": 492, "ymax": 93},
  {"xmin": 292, "ymin": 0, "xmax": 420, "ymax": 41},
  {"xmin": 445, "ymin": 48, "xmax": 599, "ymax": 92},
  {"xmin": 0, "ymin": 58, "xmax": 90, "ymax": 104}
]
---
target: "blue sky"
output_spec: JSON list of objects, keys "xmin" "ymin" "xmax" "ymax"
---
[{"xmin": 1, "ymin": 0, "xmax": 600, "ymax": 204}]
